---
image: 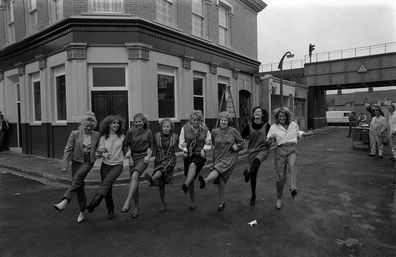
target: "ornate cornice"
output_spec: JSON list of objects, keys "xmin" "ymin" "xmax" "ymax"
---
[
  {"xmin": 125, "ymin": 43, "xmax": 151, "ymax": 61},
  {"xmin": 210, "ymin": 63, "xmax": 218, "ymax": 74},
  {"xmin": 65, "ymin": 43, "xmax": 88, "ymax": 61},
  {"xmin": 35, "ymin": 55, "xmax": 47, "ymax": 70},
  {"xmin": 183, "ymin": 56, "xmax": 193, "ymax": 69},
  {"xmin": 16, "ymin": 63, "xmax": 25, "ymax": 76}
]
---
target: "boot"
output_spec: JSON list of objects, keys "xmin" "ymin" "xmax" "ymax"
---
[{"xmin": 86, "ymin": 193, "xmax": 104, "ymax": 213}]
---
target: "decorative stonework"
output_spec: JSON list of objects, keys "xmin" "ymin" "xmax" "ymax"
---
[
  {"xmin": 65, "ymin": 43, "xmax": 88, "ymax": 61},
  {"xmin": 232, "ymin": 69, "xmax": 240, "ymax": 80},
  {"xmin": 36, "ymin": 55, "xmax": 47, "ymax": 70},
  {"xmin": 210, "ymin": 63, "xmax": 218, "ymax": 74},
  {"xmin": 183, "ymin": 56, "xmax": 193, "ymax": 69},
  {"xmin": 125, "ymin": 43, "xmax": 152, "ymax": 61},
  {"xmin": 16, "ymin": 63, "xmax": 25, "ymax": 76},
  {"xmin": 254, "ymin": 75, "xmax": 261, "ymax": 84}
]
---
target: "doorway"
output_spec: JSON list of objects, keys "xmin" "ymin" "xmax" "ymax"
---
[
  {"xmin": 91, "ymin": 91, "xmax": 129, "ymax": 130},
  {"xmin": 239, "ymin": 90, "xmax": 251, "ymax": 131}
]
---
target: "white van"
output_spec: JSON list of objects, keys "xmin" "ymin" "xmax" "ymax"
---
[{"xmin": 326, "ymin": 111, "xmax": 352, "ymax": 125}]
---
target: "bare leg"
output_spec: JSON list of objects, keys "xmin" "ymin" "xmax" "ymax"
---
[
  {"xmin": 133, "ymin": 187, "xmax": 139, "ymax": 216},
  {"xmin": 205, "ymin": 170, "xmax": 219, "ymax": 184},
  {"xmin": 152, "ymin": 170, "xmax": 163, "ymax": 181},
  {"xmin": 122, "ymin": 171, "xmax": 139, "ymax": 211},
  {"xmin": 185, "ymin": 163, "xmax": 197, "ymax": 186},
  {"xmin": 188, "ymin": 182, "xmax": 195, "ymax": 209}
]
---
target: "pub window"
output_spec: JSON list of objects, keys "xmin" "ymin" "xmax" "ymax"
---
[
  {"xmin": 157, "ymin": 70, "xmax": 176, "ymax": 118},
  {"xmin": 31, "ymin": 74, "xmax": 41, "ymax": 122},
  {"xmin": 92, "ymin": 67, "xmax": 125, "ymax": 87},
  {"xmin": 193, "ymin": 73, "xmax": 205, "ymax": 115},
  {"xmin": 54, "ymin": 67, "xmax": 67, "ymax": 121}
]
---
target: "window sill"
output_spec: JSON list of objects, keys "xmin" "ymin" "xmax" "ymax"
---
[
  {"xmin": 80, "ymin": 12, "xmax": 132, "ymax": 17},
  {"xmin": 52, "ymin": 121, "xmax": 67, "ymax": 126}
]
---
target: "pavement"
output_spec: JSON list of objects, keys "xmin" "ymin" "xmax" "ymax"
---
[{"xmin": 0, "ymin": 126, "xmax": 337, "ymax": 186}]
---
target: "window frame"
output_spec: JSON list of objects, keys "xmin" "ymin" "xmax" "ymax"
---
[
  {"xmin": 193, "ymin": 72, "xmax": 206, "ymax": 118},
  {"xmin": 88, "ymin": 64, "xmax": 128, "ymax": 91},
  {"xmin": 192, "ymin": 0, "xmax": 206, "ymax": 38},
  {"xmin": 5, "ymin": 0, "xmax": 15, "ymax": 44},
  {"xmin": 53, "ymin": 66, "xmax": 67, "ymax": 123},
  {"xmin": 217, "ymin": 0, "xmax": 233, "ymax": 48},
  {"xmin": 49, "ymin": 0, "xmax": 64, "ymax": 24},
  {"xmin": 157, "ymin": 66, "xmax": 177, "ymax": 119},
  {"xmin": 88, "ymin": 0, "xmax": 125, "ymax": 14},
  {"xmin": 31, "ymin": 73, "xmax": 42, "ymax": 123},
  {"xmin": 27, "ymin": 0, "xmax": 38, "ymax": 35},
  {"xmin": 156, "ymin": 0, "xmax": 177, "ymax": 28}
]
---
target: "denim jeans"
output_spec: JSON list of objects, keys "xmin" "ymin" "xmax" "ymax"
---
[
  {"xmin": 99, "ymin": 163, "xmax": 123, "ymax": 212},
  {"xmin": 63, "ymin": 161, "xmax": 94, "ymax": 212}
]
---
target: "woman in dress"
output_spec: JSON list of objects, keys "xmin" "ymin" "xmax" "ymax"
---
[
  {"xmin": 145, "ymin": 118, "xmax": 179, "ymax": 213},
  {"xmin": 266, "ymin": 107, "xmax": 312, "ymax": 209},
  {"xmin": 53, "ymin": 112, "xmax": 100, "ymax": 223},
  {"xmin": 241, "ymin": 107, "xmax": 271, "ymax": 206},
  {"xmin": 198, "ymin": 111, "xmax": 244, "ymax": 211},
  {"xmin": 86, "ymin": 115, "xmax": 126, "ymax": 220},
  {"xmin": 121, "ymin": 113, "xmax": 153, "ymax": 218},
  {"xmin": 179, "ymin": 110, "xmax": 211, "ymax": 210}
]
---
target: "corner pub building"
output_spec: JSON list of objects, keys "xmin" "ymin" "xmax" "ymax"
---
[{"xmin": 0, "ymin": 0, "xmax": 266, "ymax": 158}]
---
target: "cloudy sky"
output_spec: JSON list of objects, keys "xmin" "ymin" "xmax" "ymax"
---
[{"xmin": 257, "ymin": 0, "xmax": 396, "ymax": 69}]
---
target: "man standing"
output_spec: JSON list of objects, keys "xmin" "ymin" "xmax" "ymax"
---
[
  {"xmin": 369, "ymin": 107, "xmax": 387, "ymax": 158},
  {"xmin": 387, "ymin": 104, "xmax": 396, "ymax": 160},
  {"xmin": 0, "ymin": 113, "xmax": 10, "ymax": 151},
  {"xmin": 347, "ymin": 112, "xmax": 358, "ymax": 137}
]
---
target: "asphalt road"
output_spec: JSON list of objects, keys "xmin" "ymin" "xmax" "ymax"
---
[{"xmin": 1, "ymin": 128, "xmax": 395, "ymax": 257}]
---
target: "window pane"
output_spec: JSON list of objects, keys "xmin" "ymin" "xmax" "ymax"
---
[
  {"xmin": 219, "ymin": 27, "xmax": 227, "ymax": 46},
  {"xmin": 194, "ymin": 97, "xmax": 204, "ymax": 114},
  {"xmin": 218, "ymin": 83, "xmax": 226, "ymax": 112},
  {"xmin": 157, "ymin": 0, "xmax": 173, "ymax": 26},
  {"xmin": 219, "ymin": 6, "xmax": 227, "ymax": 27},
  {"xmin": 158, "ymin": 74, "xmax": 175, "ymax": 118},
  {"xmin": 192, "ymin": 15, "xmax": 203, "ymax": 37},
  {"xmin": 33, "ymin": 81, "xmax": 41, "ymax": 121},
  {"xmin": 90, "ymin": 0, "xmax": 123, "ymax": 13},
  {"xmin": 93, "ymin": 67, "xmax": 125, "ymax": 87},
  {"xmin": 56, "ymin": 75, "xmax": 67, "ymax": 120},
  {"xmin": 193, "ymin": 77, "xmax": 203, "ymax": 95},
  {"xmin": 192, "ymin": 0, "xmax": 203, "ymax": 16}
]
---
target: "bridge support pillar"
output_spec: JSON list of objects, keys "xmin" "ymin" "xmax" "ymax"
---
[{"xmin": 308, "ymin": 87, "xmax": 327, "ymax": 130}]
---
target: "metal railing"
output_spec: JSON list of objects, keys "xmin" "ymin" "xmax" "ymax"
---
[{"xmin": 260, "ymin": 42, "xmax": 396, "ymax": 72}]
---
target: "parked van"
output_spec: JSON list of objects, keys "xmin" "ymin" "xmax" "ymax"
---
[{"xmin": 326, "ymin": 111, "xmax": 352, "ymax": 125}]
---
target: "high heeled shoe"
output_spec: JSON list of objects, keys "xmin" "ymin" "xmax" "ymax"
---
[
  {"xmin": 77, "ymin": 211, "xmax": 85, "ymax": 223},
  {"xmin": 249, "ymin": 196, "xmax": 256, "ymax": 206},
  {"xmin": 120, "ymin": 206, "xmax": 130, "ymax": 213},
  {"xmin": 217, "ymin": 202, "xmax": 225, "ymax": 211},
  {"xmin": 276, "ymin": 199, "xmax": 282, "ymax": 209},
  {"xmin": 290, "ymin": 189, "xmax": 297, "ymax": 199},
  {"xmin": 53, "ymin": 199, "xmax": 68, "ymax": 212}
]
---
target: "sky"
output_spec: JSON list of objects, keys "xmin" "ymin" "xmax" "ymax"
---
[{"xmin": 257, "ymin": 0, "xmax": 396, "ymax": 70}]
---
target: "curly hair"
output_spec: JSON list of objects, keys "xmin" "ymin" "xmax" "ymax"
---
[
  {"xmin": 218, "ymin": 111, "xmax": 233, "ymax": 126},
  {"xmin": 78, "ymin": 111, "xmax": 97, "ymax": 131},
  {"xmin": 133, "ymin": 113, "xmax": 149, "ymax": 129},
  {"xmin": 251, "ymin": 106, "xmax": 268, "ymax": 123},
  {"xmin": 160, "ymin": 118, "xmax": 175, "ymax": 133},
  {"xmin": 273, "ymin": 107, "xmax": 292, "ymax": 125},
  {"xmin": 188, "ymin": 110, "xmax": 207, "ymax": 129},
  {"xmin": 99, "ymin": 115, "xmax": 125, "ymax": 138}
]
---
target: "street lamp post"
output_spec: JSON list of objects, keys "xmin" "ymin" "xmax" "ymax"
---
[{"xmin": 278, "ymin": 51, "xmax": 294, "ymax": 107}]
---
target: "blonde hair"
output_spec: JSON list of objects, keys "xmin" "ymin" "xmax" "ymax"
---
[
  {"xmin": 273, "ymin": 107, "xmax": 292, "ymax": 124},
  {"xmin": 79, "ymin": 111, "xmax": 97, "ymax": 131},
  {"xmin": 219, "ymin": 111, "xmax": 232, "ymax": 125}
]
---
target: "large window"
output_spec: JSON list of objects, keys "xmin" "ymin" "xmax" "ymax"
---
[
  {"xmin": 49, "ymin": 0, "xmax": 63, "ymax": 23},
  {"xmin": 89, "ymin": 0, "xmax": 124, "ymax": 13},
  {"xmin": 156, "ymin": 0, "xmax": 176, "ymax": 27},
  {"xmin": 157, "ymin": 70, "xmax": 176, "ymax": 118},
  {"xmin": 31, "ymin": 74, "xmax": 41, "ymax": 122},
  {"xmin": 192, "ymin": 0, "xmax": 205, "ymax": 38},
  {"xmin": 54, "ymin": 67, "xmax": 66, "ymax": 121},
  {"xmin": 27, "ymin": 0, "xmax": 38, "ymax": 34},
  {"xmin": 193, "ymin": 73, "xmax": 205, "ymax": 115},
  {"xmin": 92, "ymin": 67, "xmax": 125, "ymax": 87},
  {"xmin": 6, "ymin": 0, "xmax": 15, "ymax": 44},
  {"xmin": 218, "ymin": 83, "xmax": 227, "ymax": 112},
  {"xmin": 218, "ymin": 2, "xmax": 232, "ymax": 47}
]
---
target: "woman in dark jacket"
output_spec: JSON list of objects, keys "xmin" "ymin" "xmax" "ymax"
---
[{"xmin": 53, "ymin": 112, "xmax": 100, "ymax": 223}]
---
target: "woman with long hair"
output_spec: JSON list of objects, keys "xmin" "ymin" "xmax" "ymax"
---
[
  {"xmin": 145, "ymin": 118, "xmax": 179, "ymax": 213},
  {"xmin": 121, "ymin": 113, "xmax": 153, "ymax": 218},
  {"xmin": 86, "ymin": 115, "xmax": 126, "ymax": 220},
  {"xmin": 198, "ymin": 111, "xmax": 244, "ymax": 211},
  {"xmin": 241, "ymin": 106, "xmax": 271, "ymax": 206},
  {"xmin": 179, "ymin": 110, "xmax": 212, "ymax": 210},
  {"xmin": 53, "ymin": 112, "xmax": 100, "ymax": 223},
  {"xmin": 267, "ymin": 107, "xmax": 312, "ymax": 209}
]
